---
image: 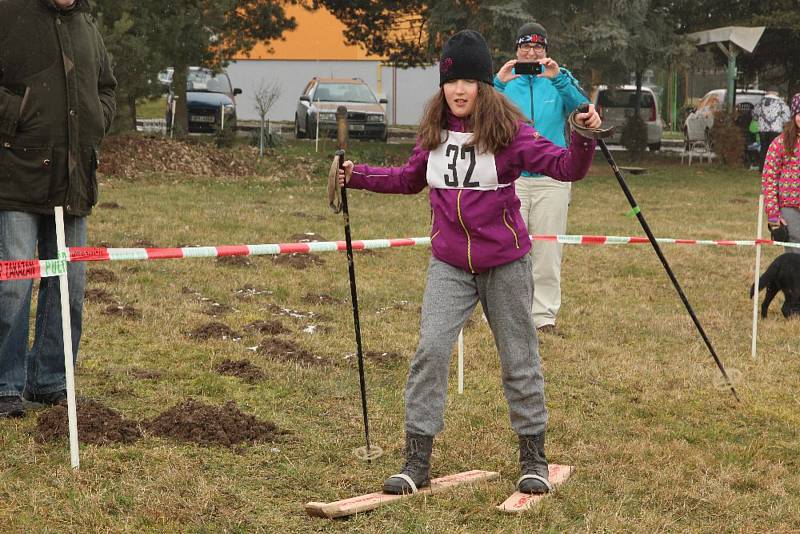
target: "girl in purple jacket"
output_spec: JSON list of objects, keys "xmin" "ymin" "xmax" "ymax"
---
[{"xmin": 339, "ymin": 29, "xmax": 600, "ymax": 496}]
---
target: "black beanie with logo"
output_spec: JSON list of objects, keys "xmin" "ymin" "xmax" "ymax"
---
[
  {"xmin": 516, "ymin": 22, "xmax": 548, "ymax": 49},
  {"xmin": 438, "ymin": 29, "xmax": 494, "ymax": 86}
]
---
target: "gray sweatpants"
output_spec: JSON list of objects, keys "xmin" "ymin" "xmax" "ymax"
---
[
  {"xmin": 405, "ymin": 255, "xmax": 547, "ymax": 437},
  {"xmin": 781, "ymin": 207, "xmax": 800, "ymax": 254}
]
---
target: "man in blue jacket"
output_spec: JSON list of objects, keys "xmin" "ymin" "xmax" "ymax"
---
[{"xmin": 494, "ymin": 21, "xmax": 588, "ymax": 335}]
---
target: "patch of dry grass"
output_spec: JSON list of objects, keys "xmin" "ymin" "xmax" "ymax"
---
[{"xmin": 2, "ymin": 141, "xmax": 799, "ymax": 532}]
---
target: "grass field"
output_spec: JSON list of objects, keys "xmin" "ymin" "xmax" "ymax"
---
[{"xmin": 2, "ymin": 138, "xmax": 799, "ymax": 532}]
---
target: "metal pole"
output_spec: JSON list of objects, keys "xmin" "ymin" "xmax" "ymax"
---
[
  {"xmin": 596, "ymin": 139, "xmax": 740, "ymax": 401},
  {"xmin": 336, "ymin": 146, "xmax": 372, "ymax": 458}
]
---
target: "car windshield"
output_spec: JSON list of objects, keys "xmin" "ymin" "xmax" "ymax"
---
[
  {"xmin": 187, "ymin": 70, "xmax": 231, "ymax": 94},
  {"xmin": 599, "ymin": 90, "xmax": 654, "ymax": 109},
  {"xmin": 313, "ymin": 83, "xmax": 376, "ymax": 103}
]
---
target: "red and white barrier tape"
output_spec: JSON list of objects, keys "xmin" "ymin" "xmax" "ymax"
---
[{"xmin": 1, "ymin": 234, "xmax": 797, "ymax": 281}]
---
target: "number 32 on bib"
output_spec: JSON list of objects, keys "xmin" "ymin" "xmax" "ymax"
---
[{"xmin": 426, "ymin": 131, "xmax": 506, "ymax": 191}]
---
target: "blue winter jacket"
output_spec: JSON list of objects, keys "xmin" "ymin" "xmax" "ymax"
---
[{"xmin": 494, "ymin": 68, "xmax": 588, "ymax": 177}]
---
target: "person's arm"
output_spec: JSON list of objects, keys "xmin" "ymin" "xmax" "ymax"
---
[
  {"xmin": 94, "ymin": 26, "xmax": 116, "ymax": 134},
  {"xmin": 551, "ymin": 67, "xmax": 589, "ymax": 113},
  {"xmin": 347, "ymin": 141, "xmax": 430, "ymax": 194},
  {"xmin": 762, "ymin": 138, "xmax": 784, "ymax": 223},
  {"xmin": 505, "ymin": 123, "xmax": 596, "ymax": 183}
]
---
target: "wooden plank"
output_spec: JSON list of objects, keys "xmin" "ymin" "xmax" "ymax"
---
[
  {"xmin": 496, "ymin": 464, "xmax": 574, "ymax": 513},
  {"xmin": 305, "ymin": 469, "xmax": 500, "ymax": 519},
  {"xmin": 618, "ymin": 166, "xmax": 647, "ymax": 175}
]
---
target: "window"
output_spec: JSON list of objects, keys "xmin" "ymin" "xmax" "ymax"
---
[
  {"xmin": 598, "ymin": 90, "xmax": 654, "ymax": 109},
  {"xmin": 313, "ymin": 83, "xmax": 377, "ymax": 103}
]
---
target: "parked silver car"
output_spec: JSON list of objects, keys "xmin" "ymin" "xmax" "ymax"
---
[
  {"xmin": 683, "ymin": 89, "xmax": 766, "ymax": 144},
  {"xmin": 591, "ymin": 85, "xmax": 663, "ymax": 151},
  {"xmin": 295, "ymin": 77, "xmax": 388, "ymax": 141}
]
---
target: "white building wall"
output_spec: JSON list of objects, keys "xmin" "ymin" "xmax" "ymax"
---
[{"xmin": 227, "ymin": 59, "xmax": 439, "ymax": 126}]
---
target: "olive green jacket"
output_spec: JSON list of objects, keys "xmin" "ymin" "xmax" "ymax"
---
[{"xmin": 0, "ymin": 0, "xmax": 116, "ymax": 216}]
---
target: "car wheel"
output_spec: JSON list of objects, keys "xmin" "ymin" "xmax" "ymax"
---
[
  {"xmin": 295, "ymin": 115, "xmax": 305, "ymax": 139},
  {"xmin": 380, "ymin": 128, "xmax": 389, "ymax": 143},
  {"xmin": 648, "ymin": 143, "xmax": 661, "ymax": 151},
  {"xmin": 307, "ymin": 117, "xmax": 317, "ymax": 140}
]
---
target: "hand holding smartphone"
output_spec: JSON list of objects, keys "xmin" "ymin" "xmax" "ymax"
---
[{"xmin": 513, "ymin": 62, "xmax": 542, "ymax": 76}]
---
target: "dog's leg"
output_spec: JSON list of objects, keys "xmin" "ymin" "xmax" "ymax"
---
[{"xmin": 762, "ymin": 285, "xmax": 779, "ymax": 318}]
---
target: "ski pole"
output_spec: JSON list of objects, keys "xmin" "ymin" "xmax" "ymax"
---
[
  {"xmin": 577, "ymin": 103, "xmax": 740, "ymax": 402},
  {"xmin": 335, "ymin": 149, "xmax": 378, "ymax": 460}
]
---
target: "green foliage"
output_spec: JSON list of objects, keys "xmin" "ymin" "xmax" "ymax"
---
[
  {"xmin": 711, "ymin": 109, "xmax": 745, "ymax": 166},
  {"xmin": 94, "ymin": 1, "xmax": 298, "ymax": 136}
]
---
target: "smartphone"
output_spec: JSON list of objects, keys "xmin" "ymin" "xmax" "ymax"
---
[{"xmin": 514, "ymin": 62, "xmax": 542, "ymax": 76}]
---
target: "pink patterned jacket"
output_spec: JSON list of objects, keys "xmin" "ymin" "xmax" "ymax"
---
[{"xmin": 762, "ymin": 134, "xmax": 800, "ymax": 222}]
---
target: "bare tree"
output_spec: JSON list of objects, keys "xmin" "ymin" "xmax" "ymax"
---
[{"xmin": 253, "ymin": 79, "xmax": 283, "ymax": 157}]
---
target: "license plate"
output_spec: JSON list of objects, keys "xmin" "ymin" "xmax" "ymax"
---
[
  {"xmin": 190, "ymin": 115, "xmax": 215, "ymax": 123},
  {"xmin": 349, "ymin": 124, "xmax": 365, "ymax": 131}
]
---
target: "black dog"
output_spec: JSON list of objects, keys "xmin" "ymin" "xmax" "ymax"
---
[{"xmin": 750, "ymin": 253, "xmax": 800, "ymax": 318}]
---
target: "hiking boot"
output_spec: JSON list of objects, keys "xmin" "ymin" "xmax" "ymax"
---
[
  {"xmin": 383, "ymin": 433, "xmax": 433, "ymax": 495},
  {"xmin": 23, "ymin": 389, "xmax": 67, "ymax": 407},
  {"xmin": 0, "ymin": 395, "xmax": 24, "ymax": 418},
  {"xmin": 517, "ymin": 433, "xmax": 551, "ymax": 494}
]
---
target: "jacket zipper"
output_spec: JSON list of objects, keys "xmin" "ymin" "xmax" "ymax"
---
[
  {"xmin": 456, "ymin": 190, "xmax": 475, "ymax": 273},
  {"xmin": 529, "ymin": 77, "xmax": 535, "ymax": 126},
  {"xmin": 502, "ymin": 209, "xmax": 520, "ymax": 249}
]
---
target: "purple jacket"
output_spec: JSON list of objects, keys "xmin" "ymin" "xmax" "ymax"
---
[{"xmin": 349, "ymin": 114, "xmax": 596, "ymax": 273}]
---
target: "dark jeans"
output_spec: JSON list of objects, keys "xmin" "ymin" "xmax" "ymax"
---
[
  {"xmin": 0, "ymin": 211, "xmax": 86, "ymax": 397},
  {"xmin": 759, "ymin": 131, "xmax": 781, "ymax": 172}
]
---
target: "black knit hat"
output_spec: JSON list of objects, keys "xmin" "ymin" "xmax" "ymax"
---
[
  {"xmin": 439, "ymin": 30, "xmax": 494, "ymax": 86},
  {"xmin": 516, "ymin": 22, "xmax": 548, "ymax": 49}
]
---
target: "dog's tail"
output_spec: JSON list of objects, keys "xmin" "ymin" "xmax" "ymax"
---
[{"xmin": 750, "ymin": 259, "xmax": 781, "ymax": 297}]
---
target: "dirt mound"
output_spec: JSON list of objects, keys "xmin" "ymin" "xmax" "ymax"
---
[
  {"xmin": 130, "ymin": 368, "xmax": 163, "ymax": 380},
  {"xmin": 35, "ymin": 399, "xmax": 142, "ymax": 445},
  {"xmin": 87, "ymin": 268, "xmax": 117, "ymax": 283},
  {"xmin": 102, "ymin": 303, "xmax": 141, "ymax": 319},
  {"xmin": 187, "ymin": 321, "xmax": 241, "ymax": 341},
  {"xmin": 233, "ymin": 284, "xmax": 273, "ymax": 300},
  {"xmin": 84, "ymin": 288, "xmax": 116, "ymax": 304},
  {"xmin": 132, "ymin": 239, "xmax": 157, "ymax": 248},
  {"xmin": 200, "ymin": 302, "xmax": 234, "ymax": 317},
  {"xmin": 258, "ymin": 337, "xmax": 327, "ymax": 366},
  {"xmin": 302, "ymin": 292, "xmax": 342, "ymax": 305},
  {"xmin": 145, "ymin": 399, "xmax": 284, "ymax": 447},
  {"xmin": 245, "ymin": 320, "xmax": 289, "ymax": 335},
  {"xmin": 271, "ymin": 253, "xmax": 325, "ymax": 270},
  {"xmin": 99, "ymin": 135, "xmax": 258, "ymax": 179},
  {"xmin": 216, "ymin": 255, "xmax": 252, "ymax": 267},
  {"xmin": 98, "ymin": 201, "xmax": 122, "ymax": 209},
  {"xmin": 214, "ymin": 358, "xmax": 266, "ymax": 383},
  {"xmin": 288, "ymin": 232, "xmax": 327, "ymax": 242}
]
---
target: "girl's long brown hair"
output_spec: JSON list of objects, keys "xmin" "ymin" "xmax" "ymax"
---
[
  {"xmin": 417, "ymin": 82, "xmax": 525, "ymax": 154},
  {"xmin": 783, "ymin": 115, "xmax": 799, "ymax": 158}
]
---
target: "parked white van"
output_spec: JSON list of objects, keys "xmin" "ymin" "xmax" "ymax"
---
[{"xmin": 590, "ymin": 85, "xmax": 663, "ymax": 150}]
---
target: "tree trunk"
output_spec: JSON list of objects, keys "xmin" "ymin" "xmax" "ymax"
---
[
  {"xmin": 634, "ymin": 70, "xmax": 643, "ymax": 118},
  {"xmin": 128, "ymin": 94, "xmax": 138, "ymax": 131}
]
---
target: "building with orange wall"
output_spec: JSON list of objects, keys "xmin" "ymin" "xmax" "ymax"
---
[{"xmin": 227, "ymin": 4, "xmax": 438, "ymax": 125}]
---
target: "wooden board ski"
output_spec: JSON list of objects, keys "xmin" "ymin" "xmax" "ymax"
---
[
  {"xmin": 305, "ymin": 469, "xmax": 500, "ymax": 519},
  {"xmin": 496, "ymin": 464, "xmax": 574, "ymax": 513}
]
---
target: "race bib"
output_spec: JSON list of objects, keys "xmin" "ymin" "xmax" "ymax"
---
[{"xmin": 426, "ymin": 131, "xmax": 504, "ymax": 190}]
